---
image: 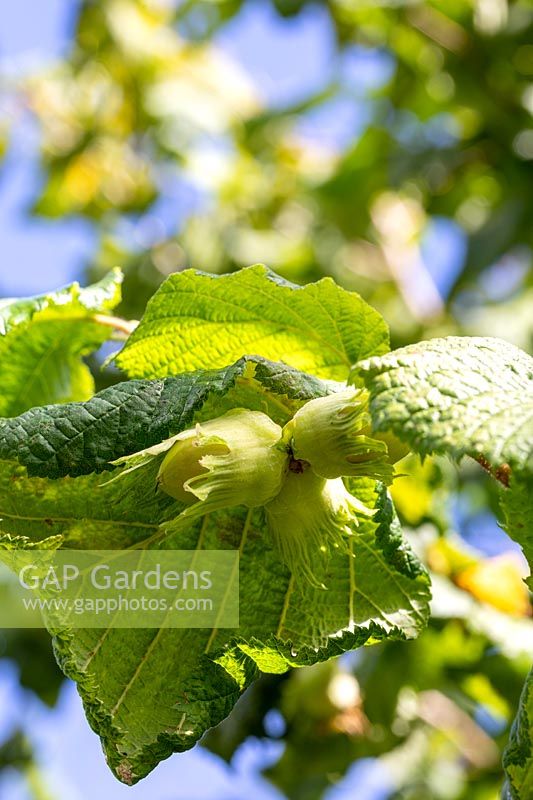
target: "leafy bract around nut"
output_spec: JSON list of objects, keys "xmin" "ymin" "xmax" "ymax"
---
[
  {"xmin": 286, "ymin": 388, "xmax": 394, "ymax": 484},
  {"xmin": 156, "ymin": 397, "xmax": 397, "ymax": 586},
  {"xmin": 157, "ymin": 409, "xmax": 288, "ymax": 517},
  {"xmin": 265, "ymin": 467, "xmax": 374, "ymax": 587}
]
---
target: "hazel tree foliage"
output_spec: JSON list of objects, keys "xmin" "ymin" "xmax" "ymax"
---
[
  {"xmin": 3, "ymin": 0, "xmax": 529, "ymax": 331},
  {"xmin": 0, "ymin": 267, "xmax": 530, "ymax": 797}
]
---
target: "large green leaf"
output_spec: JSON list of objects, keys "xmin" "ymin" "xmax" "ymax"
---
[
  {"xmin": 356, "ymin": 336, "xmax": 533, "ymax": 568},
  {"xmin": 355, "ymin": 336, "xmax": 533, "ymax": 474},
  {"xmin": 0, "ymin": 269, "xmax": 123, "ymax": 417},
  {"xmin": 504, "ymin": 669, "xmax": 533, "ymax": 800},
  {"xmin": 0, "ymin": 357, "xmax": 429, "ymax": 784},
  {"xmin": 0, "ymin": 356, "xmax": 327, "ymax": 479},
  {"xmin": 115, "ymin": 265, "xmax": 389, "ymax": 382}
]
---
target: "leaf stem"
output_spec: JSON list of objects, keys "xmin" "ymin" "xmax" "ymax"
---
[{"xmin": 92, "ymin": 314, "xmax": 138, "ymax": 336}]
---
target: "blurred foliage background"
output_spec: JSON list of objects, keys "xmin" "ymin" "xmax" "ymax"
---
[{"xmin": 0, "ymin": 1, "xmax": 532, "ymax": 799}]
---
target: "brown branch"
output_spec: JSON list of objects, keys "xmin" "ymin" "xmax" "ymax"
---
[
  {"xmin": 407, "ymin": 6, "xmax": 469, "ymax": 53},
  {"xmin": 417, "ymin": 690, "xmax": 499, "ymax": 769}
]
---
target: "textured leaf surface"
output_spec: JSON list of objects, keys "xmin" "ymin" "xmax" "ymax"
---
[
  {"xmin": 356, "ymin": 336, "xmax": 533, "ymax": 586},
  {"xmin": 115, "ymin": 265, "xmax": 389, "ymax": 382},
  {"xmin": 504, "ymin": 669, "xmax": 533, "ymax": 800},
  {"xmin": 0, "ymin": 359, "xmax": 429, "ymax": 784},
  {"xmin": 0, "ymin": 270, "xmax": 122, "ymax": 417},
  {"xmin": 0, "ymin": 356, "xmax": 327, "ymax": 479},
  {"xmin": 355, "ymin": 337, "xmax": 533, "ymax": 474}
]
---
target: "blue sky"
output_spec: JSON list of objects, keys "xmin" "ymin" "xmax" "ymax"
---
[
  {"xmin": 0, "ymin": 0, "xmax": 335, "ymax": 297},
  {"xmin": 0, "ymin": 0, "xmax": 467, "ymax": 299},
  {"xmin": 0, "ymin": 0, "xmax": 344, "ymax": 298},
  {"xmin": 0, "ymin": 0, "xmax": 92, "ymax": 297}
]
